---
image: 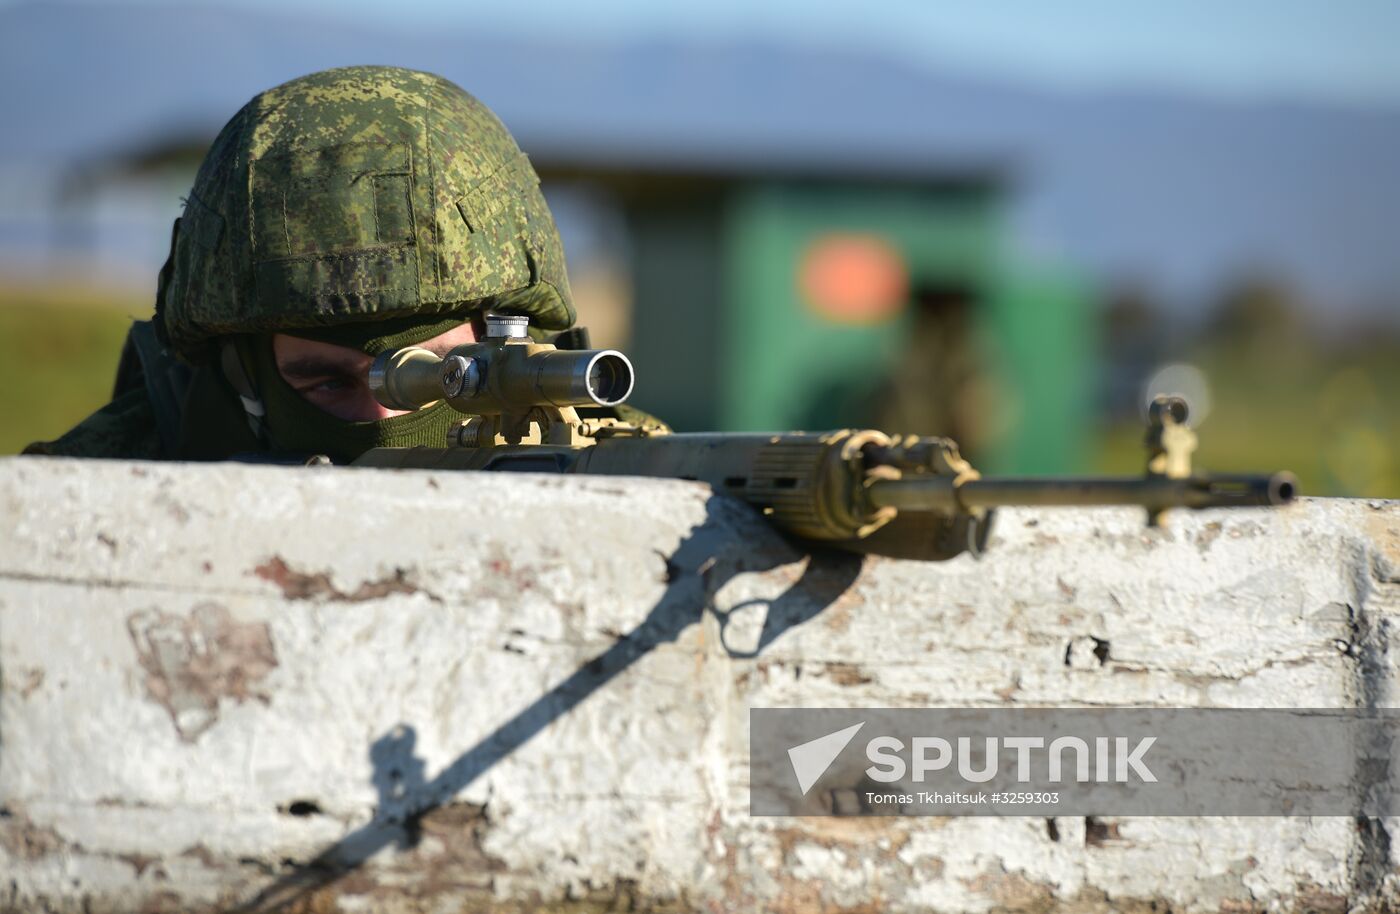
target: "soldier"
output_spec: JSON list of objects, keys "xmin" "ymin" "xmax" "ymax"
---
[{"xmin": 25, "ymin": 66, "xmax": 584, "ymax": 464}]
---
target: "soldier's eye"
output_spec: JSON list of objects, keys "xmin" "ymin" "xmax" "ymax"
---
[{"xmin": 291, "ymin": 375, "xmax": 354, "ymax": 395}]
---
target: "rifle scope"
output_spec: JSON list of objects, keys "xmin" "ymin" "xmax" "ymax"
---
[{"xmin": 369, "ymin": 339, "xmax": 634, "ymax": 414}]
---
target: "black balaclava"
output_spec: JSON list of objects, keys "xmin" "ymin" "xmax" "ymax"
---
[{"xmin": 236, "ymin": 314, "xmax": 473, "ymax": 463}]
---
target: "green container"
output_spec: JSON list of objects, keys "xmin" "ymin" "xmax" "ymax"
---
[{"xmin": 625, "ymin": 178, "xmax": 1092, "ymax": 473}]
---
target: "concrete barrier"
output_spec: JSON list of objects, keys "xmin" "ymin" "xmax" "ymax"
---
[{"xmin": 1, "ymin": 456, "xmax": 1397, "ymax": 913}]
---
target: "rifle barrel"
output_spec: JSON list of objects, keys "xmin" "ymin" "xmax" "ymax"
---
[{"xmin": 867, "ymin": 472, "xmax": 1297, "ymax": 513}]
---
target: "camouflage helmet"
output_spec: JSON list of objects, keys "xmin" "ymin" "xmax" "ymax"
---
[{"xmin": 156, "ymin": 66, "xmax": 574, "ymax": 358}]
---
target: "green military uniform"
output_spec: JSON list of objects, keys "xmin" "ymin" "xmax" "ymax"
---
[
  {"xmin": 27, "ymin": 65, "xmax": 586, "ymax": 463},
  {"xmin": 26, "ymin": 388, "xmax": 164, "ymax": 460}
]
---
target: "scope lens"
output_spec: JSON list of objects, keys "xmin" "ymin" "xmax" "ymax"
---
[{"xmin": 585, "ymin": 353, "xmax": 634, "ymax": 405}]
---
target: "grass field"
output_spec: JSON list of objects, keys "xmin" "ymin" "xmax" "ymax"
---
[
  {"xmin": 1093, "ymin": 336, "xmax": 1400, "ymax": 498},
  {"xmin": 0, "ymin": 283, "xmax": 151, "ymax": 455}
]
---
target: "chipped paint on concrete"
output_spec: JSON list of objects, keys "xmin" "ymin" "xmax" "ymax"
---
[
  {"xmin": 251, "ymin": 556, "xmax": 424, "ymax": 603},
  {"xmin": 0, "ymin": 804, "xmax": 66, "ymax": 862},
  {"xmin": 127, "ymin": 603, "xmax": 278, "ymax": 741},
  {"xmin": 0, "ymin": 457, "xmax": 1398, "ymax": 912}
]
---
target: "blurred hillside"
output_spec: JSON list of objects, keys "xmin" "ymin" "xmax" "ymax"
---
[{"xmin": 3, "ymin": 1, "xmax": 1400, "ymax": 318}]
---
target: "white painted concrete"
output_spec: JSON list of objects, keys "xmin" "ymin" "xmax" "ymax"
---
[{"xmin": 1, "ymin": 456, "xmax": 1397, "ymax": 912}]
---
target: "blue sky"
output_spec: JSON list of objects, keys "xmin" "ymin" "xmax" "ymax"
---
[{"xmin": 25, "ymin": 0, "xmax": 1400, "ymax": 106}]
